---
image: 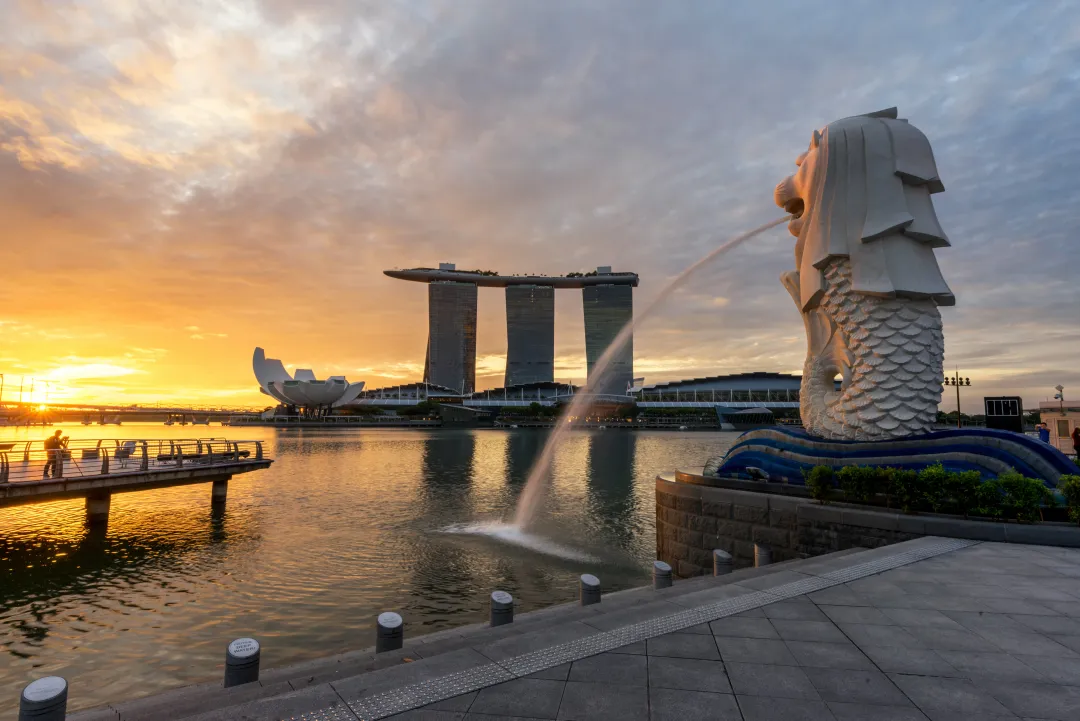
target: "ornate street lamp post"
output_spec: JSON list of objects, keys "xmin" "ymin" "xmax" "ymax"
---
[{"xmin": 943, "ymin": 371, "xmax": 971, "ymax": 429}]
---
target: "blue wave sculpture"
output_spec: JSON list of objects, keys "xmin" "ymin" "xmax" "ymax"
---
[{"xmin": 709, "ymin": 427, "xmax": 1077, "ymax": 487}]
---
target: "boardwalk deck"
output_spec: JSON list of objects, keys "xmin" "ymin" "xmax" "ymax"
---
[
  {"xmin": 0, "ymin": 458, "xmax": 271, "ymax": 508},
  {"xmin": 0, "ymin": 437, "xmax": 272, "ymax": 521}
]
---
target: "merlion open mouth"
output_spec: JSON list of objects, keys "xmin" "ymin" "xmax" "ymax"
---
[{"xmin": 774, "ymin": 176, "xmax": 804, "ymax": 236}]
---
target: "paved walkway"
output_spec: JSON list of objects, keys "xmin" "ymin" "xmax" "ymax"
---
[{"xmin": 72, "ymin": 538, "xmax": 1080, "ymax": 721}]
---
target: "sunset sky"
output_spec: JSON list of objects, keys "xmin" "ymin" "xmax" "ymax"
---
[{"xmin": 2, "ymin": 0, "xmax": 1078, "ymax": 411}]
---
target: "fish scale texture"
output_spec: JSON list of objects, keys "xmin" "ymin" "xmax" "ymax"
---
[{"xmin": 803, "ymin": 258, "xmax": 944, "ymax": 440}]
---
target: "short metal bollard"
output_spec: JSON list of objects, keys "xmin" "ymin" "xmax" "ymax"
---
[
  {"xmin": 19, "ymin": 676, "xmax": 67, "ymax": 721},
  {"xmin": 579, "ymin": 574, "xmax": 601, "ymax": 606},
  {"xmin": 754, "ymin": 543, "xmax": 772, "ymax": 568},
  {"xmin": 376, "ymin": 611, "xmax": 404, "ymax": 653},
  {"xmin": 490, "ymin": 590, "xmax": 514, "ymax": 626},
  {"xmin": 713, "ymin": 549, "xmax": 733, "ymax": 576},
  {"xmin": 224, "ymin": 637, "xmax": 261, "ymax": 687},
  {"xmin": 653, "ymin": 560, "xmax": 673, "ymax": 589}
]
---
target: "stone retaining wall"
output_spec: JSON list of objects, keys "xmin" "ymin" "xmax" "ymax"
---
[{"xmin": 656, "ymin": 473, "xmax": 1080, "ymax": 577}]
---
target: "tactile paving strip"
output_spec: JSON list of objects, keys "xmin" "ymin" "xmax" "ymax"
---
[
  {"xmin": 501, "ymin": 632, "xmax": 625, "ymax": 676},
  {"xmin": 821, "ymin": 539, "xmax": 977, "ymax": 582},
  {"xmin": 325, "ymin": 537, "xmax": 980, "ymax": 720},
  {"xmin": 291, "ymin": 706, "xmax": 359, "ymax": 721},
  {"xmin": 348, "ymin": 662, "xmax": 514, "ymax": 721},
  {"xmin": 760, "ymin": 575, "xmax": 836, "ymax": 599}
]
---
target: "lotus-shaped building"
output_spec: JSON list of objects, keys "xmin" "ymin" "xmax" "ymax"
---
[{"xmin": 252, "ymin": 348, "xmax": 365, "ymax": 411}]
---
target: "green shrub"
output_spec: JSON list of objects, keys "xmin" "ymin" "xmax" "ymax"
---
[
  {"xmin": 890, "ymin": 469, "xmax": 922, "ymax": 514},
  {"xmin": 837, "ymin": 465, "xmax": 878, "ymax": 503},
  {"xmin": 918, "ymin": 463, "xmax": 951, "ymax": 512},
  {"xmin": 805, "ymin": 462, "xmax": 1058, "ymax": 522},
  {"xmin": 804, "ymin": 465, "xmax": 834, "ymax": 504},
  {"xmin": 945, "ymin": 470, "xmax": 984, "ymax": 518},
  {"xmin": 878, "ymin": 467, "xmax": 898, "ymax": 509},
  {"xmin": 997, "ymin": 470, "xmax": 1054, "ymax": 523},
  {"xmin": 1059, "ymin": 475, "xmax": 1080, "ymax": 525},
  {"xmin": 973, "ymin": 478, "xmax": 1004, "ymax": 518}
]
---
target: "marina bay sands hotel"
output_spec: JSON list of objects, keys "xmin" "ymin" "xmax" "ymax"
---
[{"xmin": 385, "ymin": 263, "xmax": 639, "ymax": 396}]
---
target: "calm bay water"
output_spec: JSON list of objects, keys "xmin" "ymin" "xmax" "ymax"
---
[{"xmin": 0, "ymin": 424, "xmax": 736, "ymax": 713}]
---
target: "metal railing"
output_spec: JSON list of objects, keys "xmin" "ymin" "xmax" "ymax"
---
[
  {"xmin": 632, "ymin": 389, "xmax": 801, "ymax": 403},
  {"xmin": 0, "ymin": 437, "xmax": 266, "ymax": 484}
]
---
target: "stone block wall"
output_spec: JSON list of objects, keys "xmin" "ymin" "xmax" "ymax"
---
[
  {"xmin": 656, "ymin": 479, "xmax": 806, "ymax": 576},
  {"xmin": 657, "ymin": 473, "xmax": 1080, "ymax": 577},
  {"xmin": 657, "ymin": 475, "xmax": 918, "ymax": 577}
]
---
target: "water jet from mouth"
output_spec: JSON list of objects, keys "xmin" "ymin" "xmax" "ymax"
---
[{"xmin": 512, "ymin": 215, "xmax": 791, "ymax": 531}]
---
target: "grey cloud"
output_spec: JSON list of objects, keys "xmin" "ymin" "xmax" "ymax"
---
[{"xmin": 3, "ymin": 0, "xmax": 1078, "ymax": 406}]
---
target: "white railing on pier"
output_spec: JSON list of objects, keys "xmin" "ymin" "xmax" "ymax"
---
[{"xmin": 0, "ymin": 437, "xmax": 266, "ymax": 485}]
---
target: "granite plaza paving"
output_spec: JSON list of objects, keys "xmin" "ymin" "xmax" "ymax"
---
[{"xmin": 70, "ymin": 537, "xmax": 1080, "ymax": 721}]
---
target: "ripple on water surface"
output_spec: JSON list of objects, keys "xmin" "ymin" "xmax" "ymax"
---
[{"xmin": 0, "ymin": 425, "xmax": 735, "ymax": 713}]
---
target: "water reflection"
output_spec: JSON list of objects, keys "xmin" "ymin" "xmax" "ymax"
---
[
  {"xmin": 586, "ymin": 432, "xmax": 639, "ymax": 549},
  {"xmin": 1, "ymin": 496, "xmax": 258, "ymax": 655},
  {"xmin": 0, "ymin": 424, "xmax": 735, "ymax": 714},
  {"xmin": 506, "ymin": 431, "xmax": 546, "ymax": 484}
]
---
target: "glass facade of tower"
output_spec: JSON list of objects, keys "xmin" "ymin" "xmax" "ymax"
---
[
  {"xmin": 582, "ymin": 284, "xmax": 633, "ymax": 395},
  {"xmin": 504, "ymin": 285, "xmax": 555, "ymax": 386},
  {"xmin": 424, "ymin": 281, "xmax": 477, "ymax": 394}
]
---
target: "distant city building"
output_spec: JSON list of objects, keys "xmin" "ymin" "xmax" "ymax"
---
[
  {"xmin": 633, "ymin": 373, "xmax": 805, "ymax": 404},
  {"xmin": 505, "ymin": 285, "xmax": 555, "ymax": 386},
  {"xmin": 355, "ymin": 373, "xmax": 820, "ymax": 415},
  {"xmin": 252, "ymin": 348, "xmax": 365, "ymax": 413},
  {"xmin": 632, "ymin": 373, "xmax": 819, "ymax": 427},
  {"xmin": 1040, "ymin": 399, "xmax": 1079, "ymax": 455},
  {"xmin": 583, "ymin": 283, "xmax": 633, "ymax": 395},
  {"xmin": 425, "ymin": 281, "xmax": 478, "ymax": 394},
  {"xmin": 385, "ymin": 263, "xmax": 638, "ymax": 393}
]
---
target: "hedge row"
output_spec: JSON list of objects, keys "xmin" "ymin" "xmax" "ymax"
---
[{"xmin": 803, "ymin": 463, "xmax": 1080, "ymax": 525}]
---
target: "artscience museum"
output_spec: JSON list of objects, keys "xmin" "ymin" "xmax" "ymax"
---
[{"xmin": 252, "ymin": 347, "xmax": 365, "ymax": 414}]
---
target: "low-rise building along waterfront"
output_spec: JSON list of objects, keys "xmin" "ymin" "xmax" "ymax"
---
[{"xmin": 1040, "ymin": 399, "xmax": 1080, "ymax": 455}]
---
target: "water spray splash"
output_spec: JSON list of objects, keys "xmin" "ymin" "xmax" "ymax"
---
[
  {"xmin": 441, "ymin": 522, "xmax": 599, "ymax": 562},
  {"xmin": 513, "ymin": 216, "xmax": 791, "ymax": 529}
]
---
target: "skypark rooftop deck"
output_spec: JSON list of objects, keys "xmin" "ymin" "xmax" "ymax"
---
[{"xmin": 384, "ymin": 267, "xmax": 639, "ymax": 288}]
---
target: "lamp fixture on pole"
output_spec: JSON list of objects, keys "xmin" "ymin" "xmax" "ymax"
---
[{"xmin": 943, "ymin": 371, "xmax": 971, "ymax": 429}]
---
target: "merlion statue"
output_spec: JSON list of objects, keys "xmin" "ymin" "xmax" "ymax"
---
[{"xmin": 774, "ymin": 107, "xmax": 953, "ymax": 440}]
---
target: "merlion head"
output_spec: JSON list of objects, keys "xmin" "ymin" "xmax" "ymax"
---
[{"xmin": 774, "ymin": 107, "xmax": 954, "ymax": 312}]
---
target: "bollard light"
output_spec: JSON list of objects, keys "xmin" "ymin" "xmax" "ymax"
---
[
  {"xmin": 224, "ymin": 637, "xmax": 261, "ymax": 688},
  {"xmin": 376, "ymin": 612, "xmax": 404, "ymax": 653},
  {"xmin": 20, "ymin": 676, "xmax": 68, "ymax": 721},
  {"xmin": 653, "ymin": 560, "xmax": 673, "ymax": 589},
  {"xmin": 579, "ymin": 574, "xmax": 601, "ymax": 606},
  {"xmin": 713, "ymin": 549, "xmax": 733, "ymax": 576},
  {"xmin": 490, "ymin": 591, "xmax": 514, "ymax": 627}
]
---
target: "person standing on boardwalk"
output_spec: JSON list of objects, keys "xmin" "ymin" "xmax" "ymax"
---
[
  {"xmin": 1037, "ymin": 423, "xmax": 1051, "ymax": 444},
  {"xmin": 42, "ymin": 430, "xmax": 67, "ymax": 478}
]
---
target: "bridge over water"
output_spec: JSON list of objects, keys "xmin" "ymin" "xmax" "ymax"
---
[{"xmin": 0, "ymin": 402, "xmax": 263, "ymax": 425}]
